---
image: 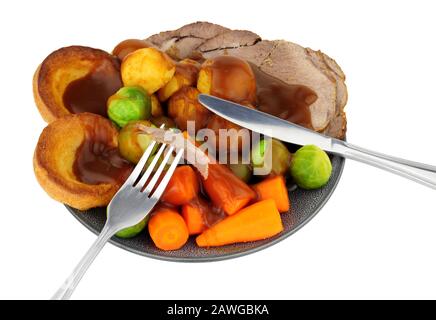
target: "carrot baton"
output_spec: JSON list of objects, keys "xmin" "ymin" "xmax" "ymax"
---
[
  {"xmin": 196, "ymin": 199, "xmax": 284, "ymax": 247},
  {"xmin": 182, "ymin": 197, "xmax": 227, "ymax": 235},
  {"xmin": 202, "ymin": 163, "xmax": 256, "ymax": 215},
  {"xmin": 161, "ymin": 165, "xmax": 199, "ymax": 206},
  {"xmin": 148, "ymin": 208, "xmax": 189, "ymax": 251},
  {"xmin": 182, "ymin": 201, "xmax": 208, "ymax": 235},
  {"xmin": 252, "ymin": 175, "xmax": 290, "ymax": 213}
]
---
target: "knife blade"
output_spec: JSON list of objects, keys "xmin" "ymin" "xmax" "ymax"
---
[
  {"xmin": 198, "ymin": 94, "xmax": 335, "ymax": 152},
  {"xmin": 198, "ymin": 94, "xmax": 436, "ymax": 190}
]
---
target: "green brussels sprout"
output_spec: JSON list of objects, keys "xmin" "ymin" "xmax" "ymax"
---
[
  {"xmin": 118, "ymin": 120, "xmax": 156, "ymax": 164},
  {"xmin": 290, "ymin": 145, "xmax": 332, "ymax": 189},
  {"xmin": 251, "ymin": 138, "xmax": 292, "ymax": 176},
  {"xmin": 251, "ymin": 139, "xmax": 265, "ymax": 166},
  {"xmin": 150, "ymin": 116, "xmax": 176, "ymax": 129},
  {"xmin": 107, "ymin": 86, "xmax": 151, "ymax": 127},
  {"xmin": 146, "ymin": 151, "xmax": 176, "ymax": 172},
  {"xmin": 115, "ymin": 216, "xmax": 149, "ymax": 238},
  {"xmin": 228, "ymin": 163, "xmax": 253, "ymax": 182}
]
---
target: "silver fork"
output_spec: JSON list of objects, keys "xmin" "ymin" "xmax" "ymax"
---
[{"xmin": 51, "ymin": 140, "xmax": 184, "ymax": 300}]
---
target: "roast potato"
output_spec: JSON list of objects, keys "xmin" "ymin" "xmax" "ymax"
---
[
  {"xmin": 150, "ymin": 94, "xmax": 163, "ymax": 117},
  {"xmin": 112, "ymin": 39, "xmax": 150, "ymax": 61},
  {"xmin": 150, "ymin": 116, "xmax": 176, "ymax": 129},
  {"xmin": 121, "ymin": 48, "xmax": 176, "ymax": 94},
  {"xmin": 158, "ymin": 59, "xmax": 201, "ymax": 101},
  {"xmin": 168, "ymin": 87, "xmax": 210, "ymax": 131},
  {"xmin": 197, "ymin": 55, "xmax": 256, "ymax": 104},
  {"xmin": 206, "ymin": 114, "xmax": 250, "ymax": 153}
]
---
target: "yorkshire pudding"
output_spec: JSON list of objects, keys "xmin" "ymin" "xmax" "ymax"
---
[
  {"xmin": 34, "ymin": 113, "xmax": 133, "ymax": 210},
  {"xmin": 33, "ymin": 46, "xmax": 122, "ymax": 123}
]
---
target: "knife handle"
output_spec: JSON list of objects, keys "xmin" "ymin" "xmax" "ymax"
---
[{"xmin": 331, "ymin": 140, "xmax": 436, "ymax": 189}]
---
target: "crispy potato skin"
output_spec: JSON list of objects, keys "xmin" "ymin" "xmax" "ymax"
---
[
  {"xmin": 121, "ymin": 48, "xmax": 176, "ymax": 94},
  {"xmin": 112, "ymin": 39, "xmax": 150, "ymax": 61},
  {"xmin": 206, "ymin": 103, "xmax": 255, "ymax": 153},
  {"xmin": 197, "ymin": 56, "xmax": 256, "ymax": 104},
  {"xmin": 168, "ymin": 87, "xmax": 210, "ymax": 131},
  {"xmin": 150, "ymin": 94, "xmax": 163, "ymax": 117},
  {"xmin": 158, "ymin": 59, "xmax": 200, "ymax": 101},
  {"xmin": 158, "ymin": 76, "xmax": 180, "ymax": 102},
  {"xmin": 33, "ymin": 113, "xmax": 123, "ymax": 210},
  {"xmin": 150, "ymin": 116, "xmax": 176, "ymax": 129},
  {"xmin": 197, "ymin": 68, "xmax": 212, "ymax": 96},
  {"xmin": 206, "ymin": 114, "xmax": 251, "ymax": 152}
]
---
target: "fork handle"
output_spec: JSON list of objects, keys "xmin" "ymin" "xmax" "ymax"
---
[
  {"xmin": 51, "ymin": 225, "xmax": 117, "ymax": 300},
  {"xmin": 331, "ymin": 139, "xmax": 436, "ymax": 189}
]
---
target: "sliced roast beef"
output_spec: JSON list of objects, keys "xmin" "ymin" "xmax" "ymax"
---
[
  {"xmin": 198, "ymin": 30, "xmax": 261, "ymax": 52},
  {"xmin": 146, "ymin": 22, "xmax": 347, "ymax": 139},
  {"xmin": 203, "ymin": 40, "xmax": 276, "ymax": 70},
  {"xmin": 147, "ymin": 22, "xmax": 230, "ymax": 60}
]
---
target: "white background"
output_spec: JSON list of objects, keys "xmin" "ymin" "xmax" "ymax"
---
[{"xmin": 1, "ymin": 0, "xmax": 435, "ymax": 300}]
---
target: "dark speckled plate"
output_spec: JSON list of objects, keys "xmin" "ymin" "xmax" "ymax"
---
[{"xmin": 66, "ymin": 154, "xmax": 344, "ymax": 262}]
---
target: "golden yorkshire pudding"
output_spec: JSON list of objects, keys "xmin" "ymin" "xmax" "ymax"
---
[
  {"xmin": 33, "ymin": 46, "xmax": 122, "ymax": 123},
  {"xmin": 33, "ymin": 113, "xmax": 133, "ymax": 210}
]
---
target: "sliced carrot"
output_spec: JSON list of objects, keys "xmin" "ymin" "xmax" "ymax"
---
[
  {"xmin": 182, "ymin": 198, "xmax": 227, "ymax": 235},
  {"xmin": 182, "ymin": 131, "xmax": 256, "ymax": 215},
  {"xmin": 161, "ymin": 165, "xmax": 199, "ymax": 206},
  {"xmin": 182, "ymin": 200, "xmax": 208, "ymax": 235},
  {"xmin": 202, "ymin": 163, "xmax": 256, "ymax": 215},
  {"xmin": 148, "ymin": 208, "xmax": 189, "ymax": 251},
  {"xmin": 252, "ymin": 175, "xmax": 290, "ymax": 213},
  {"xmin": 196, "ymin": 199, "xmax": 283, "ymax": 247}
]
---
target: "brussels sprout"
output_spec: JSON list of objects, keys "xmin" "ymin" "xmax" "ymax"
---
[
  {"xmin": 146, "ymin": 151, "xmax": 176, "ymax": 172},
  {"xmin": 251, "ymin": 138, "xmax": 292, "ymax": 176},
  {"xmin": 228, "ymin": 163, "xmax": 253, "ymax": 182},
  {"xmin": 290, "ymin": 145, "xmax": 332, "ymax": 189},
  {"xmin": 115, "ymin": 216, "xmax": 149, "ymax": 239},
  {"xmin": 150, "ymin": 116, "xmax": 176, "ymax": 129},
  {"xmin": 107, "ymin": 86, "xmax": 151, "ymax": 127},
  {"xmin": 251, "ymin": 139, "xmax": 267, "ymax": 167},
  {"xmin": 118, "ymin": 120, "xmax": 156, "ymax": 164}
]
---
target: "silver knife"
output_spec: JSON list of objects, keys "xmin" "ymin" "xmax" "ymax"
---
[{"xmin": 199, "ymin": 94, "xmax": 436, "ymax": 190}]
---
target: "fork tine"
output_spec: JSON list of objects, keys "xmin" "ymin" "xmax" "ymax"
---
[
  {"xmin": 150, "ymin": 148, "xmax": 184, "ymax": 199},
  {"xmin": 123, "ymin": 124, "xmax": 165, "ymax": 186},
  {"xmin": 123, "ymin": 140, "xmax": 157, "ymax": 186},
  {"xmin": 135, "ymin": 143, "xmax": 167, "ymax": 188},
  {"xmin": 142, "ymin": 145, "xmax": 175, "ymax": 194}
]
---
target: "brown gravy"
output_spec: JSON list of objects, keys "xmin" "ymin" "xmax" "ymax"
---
[
  {"xmin": 73, "ymin": 118, "xmax": 133, "ymax": 185},
  {"xmin": 112, "ymin": 39, "xmax": 150, "ymax": 61},
  {"xmin": 175, "ymin": 61, "xmax": 200, "ymax": 84},
  {"xmin": 205, "ymin": 56, "xmax": 317, "ymax": 128},
  {"xmin": 188, "ymin": 197, "xmax": 226, "ymax": 227},
  {"xmin": 207, "ymin": 56, "xmax": 257, "ymax": 104},
  {"xmin": 63, "ymin": 59, "xmax": 122, "ymax": 117},
  {"xmin": 69, "ymin": 49, "xmax": 317, "ymax": 186},
  {"xmin": 251, "ymin": 64, "xmax": 317, "ymax": 129}
]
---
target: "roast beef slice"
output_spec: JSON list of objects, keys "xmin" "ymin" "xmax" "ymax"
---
[{"xmin": 146, "ymin": 22, "xmax": 347, "ymax": 139}]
